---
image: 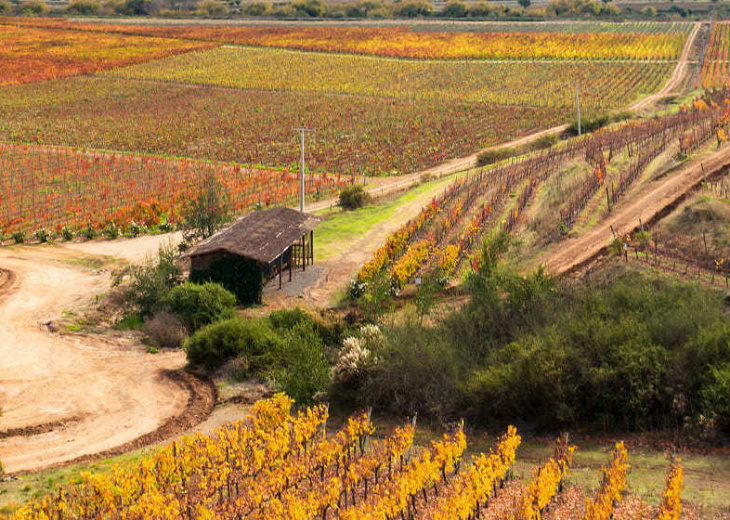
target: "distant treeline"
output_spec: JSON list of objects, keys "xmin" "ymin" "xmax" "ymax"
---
[{"xmin": 5, "ymin": 0, "xmax": 728, "ymax": 20}]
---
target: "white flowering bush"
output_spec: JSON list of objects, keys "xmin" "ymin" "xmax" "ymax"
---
[
  {"xmin": 348, "ymin": 278, "xmax": 368, "ymax": 299},
  {"xmin": 332, "ymin": 325, "xmax": 382, "ymax": 383}
]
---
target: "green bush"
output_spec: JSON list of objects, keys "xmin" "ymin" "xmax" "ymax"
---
[
  {"xmin": 66, "ymin": 0, "xmax": 100, "ymax": 14},
  {"xmin": 339, "ymin": 185, "xmax": 371, "ymax": 210},
  {"xmin": 277, "ymin": 321, "xmax": 331, "ymax": 405},
  {"xmin": 441, "ymin": 0, "xmax": 467, "ymax": 17},
  {"xmin": 0, "ymin": 0, "xmax": 12, "ymax": 13},
  {"xmin": 21, "ymin": 0, "xmax": 48, "ymax": 14},
  {"xmin": 12, "ymin": 231, "xmax": 25, "ymax": 244},
  {"xmin": 164, "ymin": 282, "xmax": 236, "ymax": 332},
  {"xmin": 268, "ymin": 307, "xmax": 313, "ymax": 331},
  {"xmin": 184, "ymin": 317, "xmax": 283, "ymax": 371},
  {"xmin": 103, "ymin": 222, "xmax": 120, "ymax": 239},
  {"xmin": 241, "ymin": 1, "xmax": 268, "ymax": 14},
  {"xmin": 61, "ymin": 225, "xmax": 74, "ymax": 241},
  {"xmin": 81, "ymin": 225, "xmax": 97, "ymax": 240},
  {"xmin": 291, "ymin": 0, "xmax": 327, "ymax": 16},
  {"xmin": 196, "ymin": 0, "xmax": 229, "ymax": 15},
  {"xmin": 34, "ymin": 228, "xmax": 50, "ymax": 243},
  {"xmin": 116, "ymin": 243, "xmax": 182, "ymax": 317},
  {"xmin": 348, "ymin": 249, "xmax": 730, "ymax": 434},
  {"xmin": 477, "ymin": 148, "xmax": 514, "ymax": 167},
  {"xmin": 392, "ymin": 0, "xmax": 432, "ymax": 17}
]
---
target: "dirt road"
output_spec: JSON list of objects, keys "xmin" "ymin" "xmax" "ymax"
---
[
  {"xmin": 0, "ymin": 236, "xmax": 191, "ymax": 474},
  {"xmin": 631, "ymin": 22, "xmax": 701, "ymax": 112},
  {"xmin": 540, "ymin": 143, "xmax": 730, "ymax": 275}
]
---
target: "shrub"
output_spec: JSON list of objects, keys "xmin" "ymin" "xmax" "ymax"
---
[
  {"xmin": 12, "ymin": 231, "xmax": 25, "ymax": 244},
  {"xmin": 116, "ymin": 243, "xmax": 182, "ymax": 317},
  {"xmin": 196, "ymin": 0, "xmax": 229, "ymax": 15},
  {"xmin": 21, "ymin": 0, "xmax": 48, "ymax": 14},
  {"xmin": 61, "ymin": 225, "xmax": 74, "ymax": 241},
  {"xmin": 339, "ymin": 184, "xmax": 371, "ymax": 210},
  {"xmin": 276, "ymin": 321, "xmax": 331, "ymax": 405},
  {"xmin": 291, "ymin": 0, "xmax": 326, "ymax": 16},
  {"xmin": 183, "ymin": 174, "xmax": 231, "ymax": 239},
  {"xmin": 67, "ymin": 0, "xmax": 100, "ymax": 13},
  {"xmin": 392, "ymin": 0, "xmax": 432, "ymax": 17},
  {"xmin": 164, "ymin": 282, "xmax": 236, "ymax": 332},
  {"xmin": 477, "ymin": 148, "xmax": 514, "ymax": 167},
  {"xmin": 268, "ymin": 307, "xmax": 312, "ymax": 330},
  {"xmin": 441, "ymin": 0, "xmax": 467, "ymax": 17},
  {"xmin": 145, "ymin": 311, "xmax": 187, "ymax": 348},
  {"xmin": 81, "ymin": 225, "xmax": 97, "ymax": 240},
  {"xmin": 34, "ymin": 228, "xmax": 50, "ymax": 243},
  {"xmin": 103, "ymin": 222, "xmax": 120, "ymax": 239},
  {"xmin": 467, "ymin": 2, "xmax": 493, "ymax": 17},
  {"xmin": 0, "ymin": 0, "xmax": 12, "ymax": 13},
  {"xmin": 241, "ymin": 1, "xmax": 268, "ymax": 14},
  {"xmin": 184, "ymin": 317, "xmax": 283, "ymax": 371},
  {"xmin": 0, "ymin": 406, "xmax": 3, "ymax": 478},
  {"xmin": 128, "ymin": 220, "xmax": 145, "ymax": 238}
]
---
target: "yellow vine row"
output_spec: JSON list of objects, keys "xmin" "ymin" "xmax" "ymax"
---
[
  {"xmin": 419, "ymin": 425, "xmax": 521, "ymax": 520},
  {"xmin": 657, "ymin": 459, "xmax": 683, "ymax": 520},
  {"xmin": 514, "ymin": 436, "xmax": 576, "ymax": 520},
  {"xmin": 340, "ymin": 428, "xmax": 468, "ymax": 520},
  {"xmin": 584, "ymin": 441, "xmax": 629, "ymax": 520}
]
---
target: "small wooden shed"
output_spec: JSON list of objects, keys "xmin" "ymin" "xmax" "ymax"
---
[{"xmin": 186, "ymin": 207, "xmax": 320, "ymax": 304}]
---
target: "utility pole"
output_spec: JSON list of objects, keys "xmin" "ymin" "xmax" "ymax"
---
[
  {"xmin": 575, "ymin": 82, "xmax": 582, "ymax": 136},
  {"xmin": 293, "ymin": 128, "xmax": 314, "ymax": 213}
]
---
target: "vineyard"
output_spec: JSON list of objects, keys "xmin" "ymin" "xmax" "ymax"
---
[
  {"xmin": 355, "ymin": 90, "xmax": 730, "ymax": 293},
  {"xmin": 0, "ymin": 18, "xmax": 692, "ymax": 189},
  {"xmin": 0, "ymin": 76, "xmax": 567, "ymax": 177},
  {"xmin": 108, "ymin": 46, "xmax": 674, "ymax": 114},
  {"xmin": 0, "ymin": 22, "xmax": 211, "ymax": 86},
  {"xmin": 0, "ymin": 143, "xmax": 352, "ymax": 236},
  {"xmin": 5, "ymin": 394, "xmax": 685, "ymax": 520},
  {"xmin": 699, "ymin": 21, "xmax": 730, "ymax": 89},
  {"xmin": 0, "ymin": 18, "xmax": 689, "ymax": 61}
]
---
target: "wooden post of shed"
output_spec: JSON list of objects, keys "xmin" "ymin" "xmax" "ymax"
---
[
  {"xmin": 301, "ymin": 235, "xmax": 306, "ymax": 272},
  {"xmin": 278, "ymin": 256, "xmax": 282, "ymax": 289},
  {"xmin": 310, "ymin": 230, "xmax": 314, "ymax": 265},
  {"xmin": 289, "ymin": 246, "xmax": 293, "ymax": 282}
]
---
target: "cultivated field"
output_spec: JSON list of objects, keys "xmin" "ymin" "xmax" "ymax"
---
[
  {"xmin": 3, "ymin": 16, "xmax": 730, "ymax": 520},
  {"xmin": 7, "ymin": 395, "xmax": 686, "ymax": 520}
]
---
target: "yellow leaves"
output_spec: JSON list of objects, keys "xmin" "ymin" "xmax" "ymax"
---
[
  {"xmin": 9, "ymin": 398, "xmax": 686, "ymax": 520},
  {"xmin": 516, "ymin": 436, "xmax": 576, "ymax": 520},
  {"xmin": 584, "ymin": 442, "xmax": 629, "ymax": 520},
  {"xmin": 658, "ymin": 459, "xmax": 684, "ymax": 520}
]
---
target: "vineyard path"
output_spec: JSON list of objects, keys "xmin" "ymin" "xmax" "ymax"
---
[
  {"xmin": 332, "ymin": 20, "xmax": 701, "ymax": 204},
  {"xmin": 538, "ymin": 141, "xmax": 730, "ymax": 275},
  {"xmin": 0, "ymin": 235, "xmax": 193, "ymax": 474}
]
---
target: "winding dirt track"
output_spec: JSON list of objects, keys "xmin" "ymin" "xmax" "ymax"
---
[{"xmin": 0, "ymin": 236, "xmax": 193, "ymax": 474}]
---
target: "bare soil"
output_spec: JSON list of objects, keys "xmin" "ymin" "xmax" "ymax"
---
[{"xmin": 0, "ymin": 235, "xmax": 212, "ymax": 475}]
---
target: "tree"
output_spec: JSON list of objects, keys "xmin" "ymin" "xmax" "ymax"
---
[
  {"xmin": 196, "ymin": 0, "xmax": 229, "ymax": 15},
  {"xmin": 442, "ymin": 0, "xmax": 467, "ymax": 17},
  {"xmin": 183, "ymin": 174, "xmax": 231, "ymax": 240},
  {"xmin": 517, "ymin": 0, "xmax": 531, "ymax": 8}
]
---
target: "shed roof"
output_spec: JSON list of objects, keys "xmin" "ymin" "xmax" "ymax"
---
[{"xmin": 186, "ymin": 207, "xmax": 320, "ymax": 265}]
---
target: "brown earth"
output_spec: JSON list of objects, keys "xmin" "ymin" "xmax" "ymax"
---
[{"xmin": 0, "ymin": 235, "xmax": 213, "ymax": 475}]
